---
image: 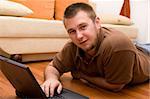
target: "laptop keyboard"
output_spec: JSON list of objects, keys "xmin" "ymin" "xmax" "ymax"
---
[
  {"xmin": 48, "ymin": 95, "xmax": 65, "ymax": 99},
  {"xmin": 48, "ymin": 90, "xmax": 67, "ymax": 99}
]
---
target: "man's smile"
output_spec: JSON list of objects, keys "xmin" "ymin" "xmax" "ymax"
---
[{"xmin": 79, "ymin": 39, "xmax": 88, "ymax": 45}]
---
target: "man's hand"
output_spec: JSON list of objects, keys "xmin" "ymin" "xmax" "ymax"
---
[
  {"xmin": 41, "ymin": 61, "xmax": 62, "ymax": 97},
  {"xmin": 41, "ymin": 79, "xmax": 62, "ymax": 97}
]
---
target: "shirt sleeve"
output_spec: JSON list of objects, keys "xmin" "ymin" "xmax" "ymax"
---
[
  {"xmin": 52, "ymin": 42, "xmax": 76, "ymax": 75},
  {"xmin": 104, "ymin": 50, "xmax": 135, "ymax": 84}
]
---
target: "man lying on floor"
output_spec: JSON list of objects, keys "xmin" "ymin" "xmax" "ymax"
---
[{"xmin": 41, "ymin": 3, "xmax": 150, "ymax": 97}]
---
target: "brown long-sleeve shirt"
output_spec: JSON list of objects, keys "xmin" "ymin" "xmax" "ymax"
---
[{"xmin": 52, "ymin": 27, "xmax": 150, "ymax": 85}]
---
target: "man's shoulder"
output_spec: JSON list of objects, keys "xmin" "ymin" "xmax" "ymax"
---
[{"xmin": 101, "ymin": 27, "xmax": 135, "ymax": 51}]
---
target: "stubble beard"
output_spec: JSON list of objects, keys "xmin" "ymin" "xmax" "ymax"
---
[
  {"xmin": 85, "ymin": 44, "xmax": 95, "ymax": 52},
  {"xmin": 84, "ymin": 37, "xmax": 97, "ymax": 53},
  {"xmin": 85, "ymin": 33, "xmax": 99, "ymax": 54}
]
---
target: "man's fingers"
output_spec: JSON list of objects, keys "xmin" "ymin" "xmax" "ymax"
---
[
  {"xmin": 40, "ymin": 84, "xmax": 44, "ymax": 91},
  {"xmin": 57, "ymin": 83, "xmax": 62, "ymax": 94},
  {"xmin": 41, "ymin": 80, "xmax": 62, "ymax": 97},
  {"xmin": 50, "ymin": 82, "xmax": 62, "ymax": 97},
  {"xmin": 50, "ymin": 86, "xmax": 55, "ymax": 97},
  {"xmin": 44, "ymin": 84, "xmax": 50, "ymax": 97}
]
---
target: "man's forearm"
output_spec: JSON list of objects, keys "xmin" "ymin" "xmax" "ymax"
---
[
  {"xmin": 44, "ymin": 62, "xmax": 60, "ymax": 81},
  {"xmin": 42, "ymin": 61, "xmax": 62, "ymax": 97},
  {"xmin": 81, "ymin": 74, "xmax": 125, "ymax": 92}
]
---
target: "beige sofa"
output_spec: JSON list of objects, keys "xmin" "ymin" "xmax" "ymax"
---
[{"xmin": 0, "ymin": 1, "xmax": 138, "ymax": 62}]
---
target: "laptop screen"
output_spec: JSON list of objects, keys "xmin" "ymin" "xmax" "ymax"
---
[{"xmin": 0, "ymin": 56, "xmax": 46, "ymax": 98}]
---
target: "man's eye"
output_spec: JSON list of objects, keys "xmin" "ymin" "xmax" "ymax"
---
[
  {"xmin": 68, "ymin": 30, "xmax": 76, "ymax": 34},
  {"xmin": 80, "ymin": 25, "xmax": 87, "ymax": 30}
]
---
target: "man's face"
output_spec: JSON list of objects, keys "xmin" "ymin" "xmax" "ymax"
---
[{"xmin": 64, "ymin": 11, "xmax": 101, "ymax": 52}]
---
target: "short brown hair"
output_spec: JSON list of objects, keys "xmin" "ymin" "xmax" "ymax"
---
[{"xmin": 64, "ymin": 3, "xmax": 96, "ymax": 22}]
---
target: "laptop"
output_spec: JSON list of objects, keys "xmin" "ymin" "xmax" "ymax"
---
[{"xmin": 0, "ymin": 56, "xmax": 89, "ymax": 99}]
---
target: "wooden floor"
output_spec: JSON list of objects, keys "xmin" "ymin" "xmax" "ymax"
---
[{"xmin": 0, "ymin": 61, "xmax": 150, "ymax": 99}]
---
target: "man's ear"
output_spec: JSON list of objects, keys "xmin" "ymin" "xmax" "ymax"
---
[{"xmin": 95, "ymin": 16, "xmax": 101, "ymax": 29}]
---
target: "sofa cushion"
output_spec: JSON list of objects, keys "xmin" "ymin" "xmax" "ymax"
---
[
  {"xmin": 0, "ymin": 16, "xmax": 68, "ymax": 38},
  {"xmin": 101, "ymin": 24, "xmax": 138, "ymax": 39},
  {"xmin": 0, "ymin": 38, "xmax": 69, "ymax": 54},
  {"xmin": 0, "ymin": 16, "xmax": 138, "ymax": 39},
  {"xmin": 10, "ymin": 0, "xmax": 55, "ymax": 20},
  {"xmin": 0, "ymin": 0, "xmax": 33, "ymax": 16},
  {"xmin": 99, "ymin": 14, "xmax": 133, "ymax": 25},
  {"xmin": 0, "ymin": 38, "xmax": 70, "ymax": 62},
  {"xmin": 55, "ymin": 0, "xmax": 88, "ymax": 20}
]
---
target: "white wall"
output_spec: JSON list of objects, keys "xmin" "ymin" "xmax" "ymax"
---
[{"xmin": 91, "ymin": 0, "xmax": 150, "ymax": 43}]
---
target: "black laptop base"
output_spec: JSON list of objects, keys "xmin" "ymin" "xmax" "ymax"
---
[{"xmin": 16, "ymin": 88, "xmax": 89, "ymax": 99}]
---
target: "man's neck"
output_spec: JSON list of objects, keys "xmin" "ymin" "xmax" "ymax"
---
[{"xmin": 87, "ymin": 49, "xmax": 96, "ymax": 56}]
